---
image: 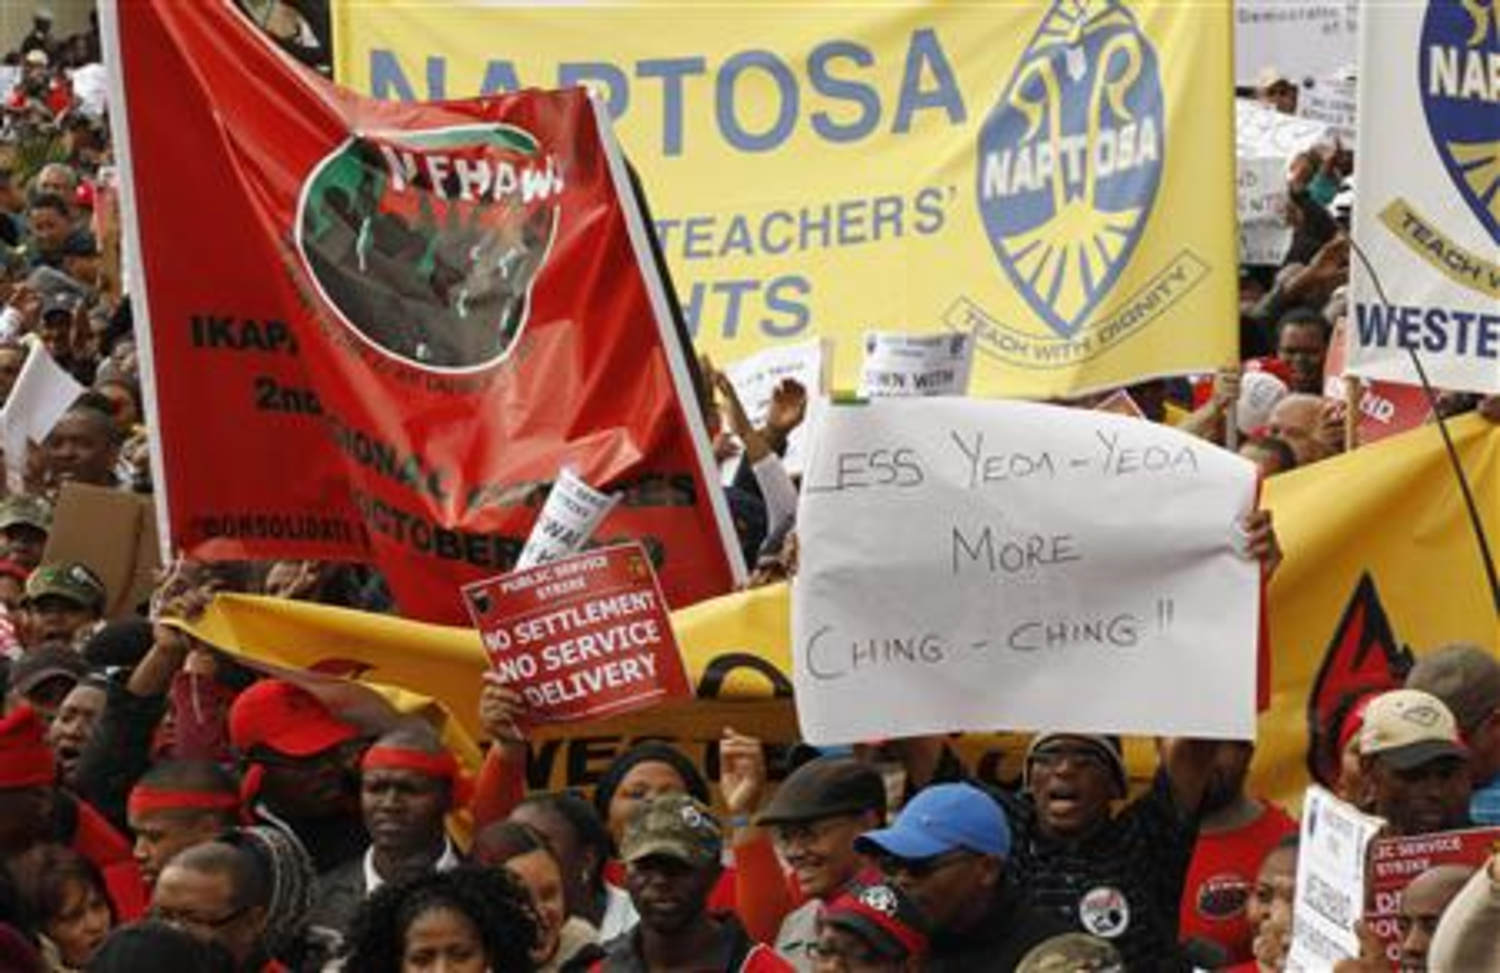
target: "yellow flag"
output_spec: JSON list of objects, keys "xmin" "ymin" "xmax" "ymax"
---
[{"xmin": 331, "ymin": 1, "xmax": 1236, "ymax": 397}]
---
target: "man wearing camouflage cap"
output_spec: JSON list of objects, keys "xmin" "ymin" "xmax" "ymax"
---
[
  {"xmin": 0, "ymin": 494, "xmax": 51, "ymax": 571},
  {"xmin": 595, "ymin": 793, "xmax": 792, "ymax": 972},
  {"xmin": 21, "ymin": 560, "xmax": 104, "ymax": 647}
]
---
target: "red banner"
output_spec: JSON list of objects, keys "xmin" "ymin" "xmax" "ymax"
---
[
  {"xmin": 102, "ymin": 0, "xmax": 743, "ymax": 621},
  {"xmin": 1367, "ymin": 827, "xmax": 1500, "ymax": 962},
  {"xmin": 462, "ymin": 542, "xmax": 689, "ymax": 723}
]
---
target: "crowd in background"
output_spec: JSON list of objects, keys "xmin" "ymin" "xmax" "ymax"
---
[{"xmin": 0, "ymin": 5, "xmax": 1495, "ymax": 972}]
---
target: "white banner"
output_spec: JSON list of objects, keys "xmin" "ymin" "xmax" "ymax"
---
[
  {"xmin": 792, "ymin": 399, "xmax": 1259, "ymax": 745},
  {"xmin": 1349, "ymin": 0, "xmax": 1500, "ymax": 395},
  {"xmin": 1286, "ymin": 786, "xmax": 1385, "ymax": 971},
  {"xmin": 720, "ymin": 338, "xmax": 831, "ymax": 482},
  {"xmin": 858, "ymin": 332, "xmax": 973, "ymax": 399},
  {"xmin": 1235, "ymin": 0, "xmax": 1358, "ymax": 87}
]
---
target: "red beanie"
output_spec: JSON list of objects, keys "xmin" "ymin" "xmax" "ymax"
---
[{"xmin": 0, "ymin": 705, "xmax": 56, "ymax": 789}]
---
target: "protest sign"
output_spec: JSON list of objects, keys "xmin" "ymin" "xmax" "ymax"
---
[
  {"xmin": 1285, "ymin": 785, "xmax": 1385, "ymax": 971},
  {"xmin": 1296, "ymin": 68, "xmax": 1357, "ymax": 144},
  {"xmin": 333, "ymin": 1, "xmax": 1237, "ymax": 398},
  {"xmin": 1235, "ymin": 100, "xmax": 1327, "ymax": 267},
  {"xmin": 0, "ymin": 337, "xmax": 83, "ymax": 490},
  {"xmin": 43, "ymin": 483, "xmax": 161, "ymax": 619},
  {"xmin": 792, "ymin": 398, "xmax": 1259, "ymax": 744},
  {"xmin": 1349, "ymin": 0, "xmax": 1500, "ymax": 395},
  {"xmin": 720, "ymin": 338, "xmax": 830, "ymax": 480},
  {"xmin": 462, "ymin": 542, "xmax": 690, "ymax": 723},
  {"xmin": 1234, "ymin": 0, "xmax": 1358, "ymax": 87},
  {"xmin": 103, "ymin": 0, "xmax": 744, "ymax": 623},
  {"xmin": 858, "ymin": 332, "xmax": 973, "ymax": 399},
  {"xmin": 514, "ymin": 469, "xmax": 619, "ymax": 571},
  {"xmin": 1367, "ymin": 827, "xmax": 1500, "ymax": 962}
]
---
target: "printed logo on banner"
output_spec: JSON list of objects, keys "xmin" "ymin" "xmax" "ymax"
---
[
  {"xmin": 1419, "ymin": 0, "xmax": 1500, "ymax": 246},
  {"xmin": 976, "ymin": 0, "xmax": 1164, "ymax": 341},
  {"xmin": 296, "ymin": 124, "xmax": 564, "ymax": 372}
]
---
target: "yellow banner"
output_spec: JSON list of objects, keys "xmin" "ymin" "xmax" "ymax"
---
[
  {"xmin": 184, "ymin": 416, "xmax": 1500, "ymax": 805},
  {"xmin": 330, "ymin": 1, "xmax": 1236, "ymax": 398}
]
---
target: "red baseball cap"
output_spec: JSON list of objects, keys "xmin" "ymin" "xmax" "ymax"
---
[{"xmin": 229, "ymin": 680, "xmax": 359, "ymax": 758}]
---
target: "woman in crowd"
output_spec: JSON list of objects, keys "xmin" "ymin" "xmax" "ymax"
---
[
  {"xmin": 508, "ymin": 792, "xmax": 632, "ymax": 942},
  {"xmin": 7, "ymin": 844, "xmax": 113, "ymax": 972},
  {"xmin": 1232, "ymin": 835, "xmax": 1299, "ymax": 973},
  {"xmin": 342, "ymin": 864, "xmax": 539, "ymax": 973},
  {"xmin": 474, "ymin": 821, "xmax": 603, "ymax": 972}
]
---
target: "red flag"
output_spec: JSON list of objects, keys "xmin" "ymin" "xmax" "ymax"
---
[{"xmin": 102, "ymin": 1, "xmax": 743, "ymax": 621}]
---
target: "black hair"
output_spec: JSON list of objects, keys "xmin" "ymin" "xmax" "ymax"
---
[
  {"xmin": 473, "ymin": 820, "xmax": 558, "ymax": 871},
  {"xmin": 80, "ymin": 619, "xmax": 154, "ymax": 671},
  {"xmin": 591, "ymin": 742, "xmax": 711, "ymax": 828},
  {"xmin": 6, "ymin": 843, "xmax": 115, "ymax": 931},
  {"xmin": 85, "ymin": 921, "xmax": 237, "ymax": 972},
  {"xmin": 1275, "ymin": 307, "xmax": 1331, "ymax": 345},
  {"xmin": 60, "ymin": 402, "xmax": 124, "ymax": 448},
  {"xmin": 515, "ymin": 791, "xmax": 613, "ymax": 892},
  {"xmin": 27, "ymin": 192, "xmax": 69, "ymax": 217},
  {"xmin": 343, "ymin": 865, "xmax": 538, "ymax": 973},
  {"xmin": 168, "ymin": 841, "xmax": 266, "ymax": 913}
]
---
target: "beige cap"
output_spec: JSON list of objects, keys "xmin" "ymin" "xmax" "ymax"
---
[{"xmin": 1360, "ymin": 689, "xmax": 1468, "ymax": 770}]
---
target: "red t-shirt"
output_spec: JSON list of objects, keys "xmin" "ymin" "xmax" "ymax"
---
[{"xmin": 1178, "ymin": 801, "xmax": 1297, "ymax": 965}]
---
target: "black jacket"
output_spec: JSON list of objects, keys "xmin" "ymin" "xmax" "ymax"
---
[{"xmin": 926, "ymin": 879, "xmax": 1071, "ymax": 972}]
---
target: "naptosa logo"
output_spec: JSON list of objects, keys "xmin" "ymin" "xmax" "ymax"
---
[
  {"xmin": 296, "ymin": 124, "xmax": 563, "ymax": 372},
  {"xmin": 1419, "ymin": 0, "xmax": 1500, "ymax": 245},
  {"xmin": 976, "ymin": 0, "xmax": 1164, "ymax": 339}
]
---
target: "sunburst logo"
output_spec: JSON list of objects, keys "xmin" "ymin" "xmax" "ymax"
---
[
  {"xmin": 1420, "ymin": 0, "xmax": 1500, "ymax": 245},
  {"xmin": 976, "ymin": 0, "xmax": 1164, "ymax": 339}
]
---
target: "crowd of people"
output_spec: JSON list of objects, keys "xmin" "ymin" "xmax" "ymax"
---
[{"xmin": 0, "ymin": 5, "xmax": 1496, "ymax": 972}]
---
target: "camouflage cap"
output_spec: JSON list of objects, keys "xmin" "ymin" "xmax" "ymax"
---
[
  {"xmin": 620, "ymin": 793, "xmax": 722, "ymax": 869},
  {"xmin": 24, "ymin": 562, "xmax": 106, "ymax": 613},
  {"xmin": 0, "ymin": 495, "xmax": 52, "ymax": 533}
]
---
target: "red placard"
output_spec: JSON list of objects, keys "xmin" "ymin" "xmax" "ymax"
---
[
  {"xmin": 102, "ymin": 1, "xmax": 743, "ymax": 623},
  {"xmin": 462, "ymin": 542, "xmax": 691, "ymax": 723},
  {"xmin": 1367, "ymin": 827, "xmax": 1500, "ymax": 962}
]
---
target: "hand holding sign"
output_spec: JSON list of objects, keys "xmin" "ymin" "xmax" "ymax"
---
[{"xmin": 464, "ymin": 542, "xmax": 691, "ymax": 724}]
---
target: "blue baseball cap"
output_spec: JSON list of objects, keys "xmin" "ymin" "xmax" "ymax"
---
[{"xmin": 854, "ymin": 783, "xmax": 1010, "ymax": 860}]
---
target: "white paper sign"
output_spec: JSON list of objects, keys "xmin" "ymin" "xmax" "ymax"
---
[
  {"xmin": 1, "ymin": 338, "xmax": 85, "ymax": 490},
  {"xmin": 1296, "ymin": 68, "xmax": 1358, "ymax": 144},
  {"xmin": 1348, "ymin": 1, "xmax": 1500, "ymax": 395},
  {"xmin": 514, "ymin": 468, "xmax": 619, "ymax": 570},
  {"xmin": 68, "ymin": 64, "xmax": 109, "ymax": 119},
  {"xmin": 1235, "ymin": 0, "xmax": 1358, "ymax": 87},
  {"xmin": 720, "ymin": 338, "xmax": 830, "ymax": 482},
  {"xmin": 1286, "ymin": 786, "xmax": 1385, "ymax": 971},
  {"xmin": 1235, "ymin": 101, "xmax": 1329, "ymax": 265},
  {"xmin": 792, "ymin": 399, "xmax": 1259, "ymax": 745},
  {"xmin": 859, "ymin": 332, "xmax": 973, "ymax": 398}
]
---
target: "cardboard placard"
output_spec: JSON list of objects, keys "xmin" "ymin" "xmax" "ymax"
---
[{"xmin": 42, "ymin": 482, "xmax": 161, "ymax": 618}]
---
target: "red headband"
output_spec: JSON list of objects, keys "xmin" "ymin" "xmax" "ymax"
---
[
  {"xmin": 828, "ymin": 897, "xmax": 928, "ymax": 956},
  {"xmin": 128, "ymin": 786, "xmax": 241, "ymax": 820},
  {"xmin": 362, "ymin": 746, "xmax": 472, "ymax": 809}
]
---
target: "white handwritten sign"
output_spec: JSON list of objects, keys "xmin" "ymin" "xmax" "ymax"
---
[
  {"xmin": 859, "ymin": 332, "xmax": 973, "ymax": 398},
  {"xmin": 721, "ymin": 338, "xmax": 831, "ymax": 481},
  {"xmin": 792, "ymin": 399, "xmax": 1259, "ymax": 744},
  {"xmin": 514, "ymin": 468, "xmax": 619, "ymax": 570},
  {"xmin": 1286, "ymin": 786, "xmax": 1385, "ymax": 971}
]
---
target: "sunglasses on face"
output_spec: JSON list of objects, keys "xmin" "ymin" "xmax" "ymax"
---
[{"xmin": 877, "ymin": 847, "xmax": 973, "ymax": 879}]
